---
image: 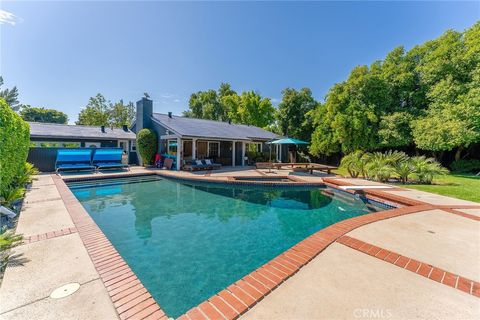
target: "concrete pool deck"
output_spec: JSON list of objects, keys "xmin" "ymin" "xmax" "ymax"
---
[{"xmin": 0, "ymin": 167, "xmax": 479, "ymax": 320}]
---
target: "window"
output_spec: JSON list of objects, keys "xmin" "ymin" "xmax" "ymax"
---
[
  {"xmin": 130, "ymin": 140, "xmax": 136, "ymax": 151},
  {"xmin": 208, "ymin": 142, "xmax": 220, "ymax": 158},
  {"xmin": 34, "ymin": 141, "xmax": 81, "ymax": 148},
  {"xmin": 86, "ymin": 142, "xmax": 101, "ymax": 148}
]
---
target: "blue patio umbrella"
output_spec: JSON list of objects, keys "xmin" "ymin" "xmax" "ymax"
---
[
  {"xmin": 266, "ymin": 138, "xmax": 309, "ymax": 162},
  {"xmin": 267, "ymin": 138, "xmax": 309, "ymax": 145}
]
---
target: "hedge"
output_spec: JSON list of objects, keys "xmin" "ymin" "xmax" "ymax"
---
[
  {"xmin": 0, "ymin": 99, "xmax": 30, "ymax": 193},
  {"xmin": 137, "ymin": 128, "xmax": 157, "ymax": 166}
]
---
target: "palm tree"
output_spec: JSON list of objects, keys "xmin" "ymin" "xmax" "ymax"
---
[
  {"xmin": 410, "ymin": 156, "xmax": 449, "ymax": 184},
  {"xmin": 0, "ymin": 76, "xmax": 20, "ymax": 110},
  {"xmin": 340, "ymin": 150, "xmax": 369, "ymax": 178},
  {"xmin": 365, "ymin": 152, "xmax": 392, "ymax": 182},
  {"xmin": 393, "ymin": 158, "xmax": 415, "ymax": 184},
  {"xmin": 365, "ymin": 150, "xmax": 406, "ymax": 182}
]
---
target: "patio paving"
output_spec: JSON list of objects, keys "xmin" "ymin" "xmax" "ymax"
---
[
  {"xmin": 1, "ymin": 167, "xmax": 478, "ymax": 320},
  {"xmin": 240, "ymin": 243, "xmax": 479, "ymax": 320}
]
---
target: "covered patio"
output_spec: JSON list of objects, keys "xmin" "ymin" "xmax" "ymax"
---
[{"xmin": 160, "ymin": 135, "xmax": 281, "ymax": 170}]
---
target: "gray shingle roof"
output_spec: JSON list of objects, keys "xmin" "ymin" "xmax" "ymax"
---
[
  {"xmin": 28, "ymin": 122, "xmax": 136, "ymax": 140},
  {"xmin": 152, "ymin": 113, "xmax": 279, "ymax": 141}
]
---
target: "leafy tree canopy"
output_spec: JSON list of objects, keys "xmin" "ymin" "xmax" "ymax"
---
[
  {"xmin": 76, "ymin": 93, "xmax": 135, "ymax": 127},
  {"xmin": 20, "ymin": 106, "xmax": 68, "ymax": 124},
  {"xmin": 276, "ymin": 88, "xmax": 317, "ymax": 141},
  {"xmin": 310, "ymin": 22, "xmax": 480, "ymax": 157},
  {"xmin": 184, "ymin": 83, "xmax": 274, "ymax": 128}
]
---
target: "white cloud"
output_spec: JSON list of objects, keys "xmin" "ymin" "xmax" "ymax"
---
[
  {"xmin": 0, "ymin": 9, "xmax": 22, "ymax": 26},
  {"xmin": 173, "ymin": 99, "xmax": 180, "ymax": 103}
]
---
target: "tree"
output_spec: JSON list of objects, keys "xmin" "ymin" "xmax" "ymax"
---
[
  {"xmin": 0, "ymin": 76, "xmax": 20, "ymax": 111},
  {"xmin": 309, "ymin": 22, "xmax": 480, "ymax": 161},
  {"xmin": 20, "ymin": 106, "xmax": 68, "ymax": 124},
  {"xmin": 227, "ymin": 91, "xmax": 275, "ymax": 128},
  {"xmin": 76, "ymin": 94, "xmax": 110, "ymax": 126},
  {"xmin": 410, "ymin": 23, "xmax": 480, "ymax": 159},
  {"xmin": 378, "ymin": 112, "xmax": 413, "ymax": 148},
  {"xmin": 309, "ymin": 65, "xmax": 389, "ymax": 155},
  {"xmin": 276, "ymin": 88, "xmax": 317, "ymax": 141},
  {"xmin": 110, "ymin": 100, "xmax": 135, "ymax": 127},
  {"xmin": 76, "ymin": 94, "xmax": 135, "ymax": 127},
  {"xmin": 184, "ymin": 83, "xmax": 274, "ymax": 128}
]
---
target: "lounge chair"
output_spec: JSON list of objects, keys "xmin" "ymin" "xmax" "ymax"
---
[
  {"xmin": 183, "ymin": 159, "xmax": 221, "ymax": 171},
  {"xmin": 92, "ymin": 149, "xmax": 129, "ymax": 171},
  {"xmin": 55, "ymin": 149, "xmax": 95, "ymax": 174}
]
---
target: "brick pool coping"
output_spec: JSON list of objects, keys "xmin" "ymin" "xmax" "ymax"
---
[
  {"xmin": 337, "ymin": 235, "xmax": 480, "ymax": 297},
  {"xmin": 52, "ymin": 175, "xmax": 168, "ymax": 320},
  {"xmin": 53, "ymin": 172, "xmax": 480, "ymax": 320}
]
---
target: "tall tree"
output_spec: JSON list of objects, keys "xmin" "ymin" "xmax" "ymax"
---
[
  {"xmin": 110, "ymin": 100, "xmax": 135, "ymax": 127},
  {"xmin": 0, "ymin": 76, "xmax": 20, "ymax": 111},
  {"xmin": 20, "ymin": 106, "xmax": 68, "ymax": 124},
  {"xmin": 184, "ymin": 83, "xmax": 274, "ymax": 127},
  {"xmin": 227, "ymin": 91, "xmax": 275, "ymax": 128},
  {"xmin": 309, "ymin": 22, "xmax": 480, "ymax": 159},
  {"xmin": 276, "ymin": 88, "xmax": 317, "ymax": 141},
  {"xmin": 76, "ymin": 93, "xmax": 135, "ymax": 127},
  {"xmin": 76, "ymin": 94, "xmax": 110, "ymax": 126}
]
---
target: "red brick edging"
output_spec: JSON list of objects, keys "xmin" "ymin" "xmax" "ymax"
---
[
  {"xmin": 21, "ymin": 227, "xmax": 77, "ymax": 245},
  {"xmin": 51, "ymin": 175, "xmax": 168, "ymax": 320},
  {"xmin": 337, "ymin": 235, "xmax": 480, "ymax": 298}
]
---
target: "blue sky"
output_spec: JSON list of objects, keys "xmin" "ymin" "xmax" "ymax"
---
[{"xmin": 1, "ymin": 1, "xmax": 478, "ymax": 123}]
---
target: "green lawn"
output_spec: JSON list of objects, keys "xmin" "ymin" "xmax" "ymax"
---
[
  {"xmin": 332, "ymin": 169, "xmax": 480, "ymax": 203},
  {"xmin": 402, "ymin": 173, "xmax": 480, "ymax": 203}
]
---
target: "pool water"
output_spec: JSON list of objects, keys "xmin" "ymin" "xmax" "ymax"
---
[{"xmin": 69, "ymin": 176, "xmax": 387, "ymax": 318}]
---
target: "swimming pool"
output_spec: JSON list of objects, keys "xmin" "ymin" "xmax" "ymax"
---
[{"xmin": 68, "ymin": 176, "xmax": 390, "ymax": 318}]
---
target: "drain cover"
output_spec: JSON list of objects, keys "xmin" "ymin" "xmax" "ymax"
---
[{"xmin": 50, "ymin": 283, "xmax": 80, "ymax": 299}]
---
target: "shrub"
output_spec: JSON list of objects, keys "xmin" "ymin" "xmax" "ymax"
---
[
  {"xmin": 0, "ymin": 187, "xmax": 25, "ymax": 208},
  {"xmin": 14, "ymin": 163, "xmax": 39, "ymax": 186},
  {"xmin": 393, "ymin": 158, "xmax": 415, "ymax": 184},
  {"xmin": 0, "ymin": 99, "xmax": 30, "ymax": 194},
  {"xmin": 340, "ymin": 150, "xmax": 369, "ymax": 178},
  {"xmin": 411, "ymin": 156, "xmax": 449, "ymax": 184},
  {"xmin": 136, "ymin": 129, "xmax": 157, "ymax": 166},
  {"xmin": 0, "ymin": 227, "xmax": 23, "ymax": 273},
  {"xmin": 450, "ymin": 159, "xmax": 480, "ymax": 173},
  {"xmin": 341, "ymin": 150, "xmax": 448, "ymax": 184},
  {"xmin": 246, "ymin": 151, "xmax": 270, "ymax": 163}
]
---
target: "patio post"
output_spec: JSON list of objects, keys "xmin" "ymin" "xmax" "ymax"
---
[
  {"xmin": 232, "ymin": 141, "xmax": 236, "ymax": 166},
  {"xmin": 192, "ymin": 138, "xmax": 197, "ymax": 160},
  {"xmin": 176, "ymin": 137, "xmax": 182, "ymax": 170},
  {"xmin": 241, "ymin": 141, "xmax": 246, "ymax": 166}
]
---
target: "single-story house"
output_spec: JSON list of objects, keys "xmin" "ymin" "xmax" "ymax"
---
[
  {"xmin": 28, "ymin": 122, "xmax": 137, "ymax": 171},
  {"xmin": 132, "ymin": 97, "xmax": 286, "ymax": 170}
]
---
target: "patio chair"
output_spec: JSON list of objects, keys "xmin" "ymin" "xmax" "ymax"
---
[
  {"xmin": 164, "ymin": 158, "xmax": 174, "ymax": 170},
  {"xmin": 203, "ymin": 159, "xmax": 222, "ymax": 170},
  {"xmin": 92, "ymin": 148, "xmax": 129, "ymax": 171},
  {"xmin": 55, "ymin": 149, "xmax": 95, "ymax": 174}
]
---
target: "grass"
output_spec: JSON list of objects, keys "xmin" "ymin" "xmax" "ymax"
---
[
  {"xmin": 332, "ymin": 168, "xmax": 480, "ymax": 203},
  {"xmin": 402, "ymin": 173, "xmax": 480, "ymax": 203}
]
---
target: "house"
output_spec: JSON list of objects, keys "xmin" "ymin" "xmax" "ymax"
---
[
  {"xmin": 132, "ymin": 97, "xmax": 284, "ymax": 170},
  {"xmin": 28, "ymin": 122, "xmax": 137, "ymax": 171}
]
